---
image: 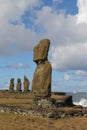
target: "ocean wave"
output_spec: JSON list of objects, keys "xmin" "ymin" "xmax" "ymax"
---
[{"xmin": 73, "ymin": 98, "xmax": 87, "ymax": 107}]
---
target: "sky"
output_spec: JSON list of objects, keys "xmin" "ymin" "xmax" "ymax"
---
[{"xmin": 0, "ymin": 0, "xmax": 87, "ymax": 92}]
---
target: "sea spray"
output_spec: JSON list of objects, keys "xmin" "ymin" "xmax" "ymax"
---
[
  {"xmin": 73, "ymin": 98, "xmax": 87, "ymax": 107},
  {"xmin": 67, "ymin": 92, "xmax": 87, "ymax": 107}
]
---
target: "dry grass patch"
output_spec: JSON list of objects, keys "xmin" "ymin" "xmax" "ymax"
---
[
  {"xmin": 0, "ymin": 92, "xmax": 87, "ymax": 130},
  {"xmin": 0, "ymin": 112, "xmax": 87, "ymax": 130}
]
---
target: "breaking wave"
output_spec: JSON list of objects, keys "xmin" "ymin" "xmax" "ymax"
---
[{"xmin": 73, "ymin": 98, "xmax": 87, "ymax": 107}]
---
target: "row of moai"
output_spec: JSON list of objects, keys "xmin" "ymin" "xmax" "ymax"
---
[
  {"xmin": 9, "ymin": 38, "xmax": 52, "ymax": 97},
  {"xmin": 9, "ymin": 76, "xmax": 30, "ymax": 92}
]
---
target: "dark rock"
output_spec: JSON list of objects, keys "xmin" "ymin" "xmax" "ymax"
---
[
  {"xmin": 52, "ymin": 92, "xmax": 66, "ymax": 95},
  {"xmin": 64, "ymin": 96, "xmax": 73, "ymax": 106}
]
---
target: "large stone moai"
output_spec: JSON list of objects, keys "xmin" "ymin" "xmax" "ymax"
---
[
  {"xmin": 9, "ymin": 78, "xmax": 14, "ymax": 92},
  {"xmin": 23, "ymin": 76, "xmax": 30, "ymax": 92},
  {"xmin": 16, "ymin": 78, "xmax": 22, "ymax": 92},
  {"xmin": 32, "ymin": 39, "xmax": 52, "ymax": 98}
]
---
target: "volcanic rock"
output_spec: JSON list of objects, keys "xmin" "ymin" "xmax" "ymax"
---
[
  {"xmin": 33, "ymin": 39, "xmax": 50, "ymax": 64},
  {"xmin": 32, "ymin": 39, "xmax": 52, "ymax": 98},
  {"xmin": 23, "ymin": 76, "xmax": 30, "ymax": 92},
  {"xmin": 9, "ymin": 78, "xmax": 14, "ymax": 92},
  {"xmin": 16, "ymin": 78, "xmax": 22, "ymax": 92}
]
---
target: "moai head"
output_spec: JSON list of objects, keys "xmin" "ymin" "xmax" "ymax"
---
[
  {"xmin": 33, "ymin": 39, "xmax": 50, "ymax": 64},
  {"xmin": 10, "ymin": 78, "xmax": 14, "ymax": 83},
  {"xmin": 24, "ymin": 75, "xmax": 28, "ymax": 81},
  {"xmin": 17, "ymin": 78, "xmax": 21, "ymax": 83}
]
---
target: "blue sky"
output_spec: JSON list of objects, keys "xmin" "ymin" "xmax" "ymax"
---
[{"xmin": 0, "ymin": 0, "xmax": 87, "ymax": 92}]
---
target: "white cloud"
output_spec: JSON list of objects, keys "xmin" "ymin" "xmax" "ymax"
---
[
  {"xmin": 0, "ymin": 0, "xmax": 40, "ymax": 21},
  {"xmin": 51, "ymin": 43, "xmax": 87, "ymax": 70},
  {"xmin": 0, "ymin": 0, "xmax": 40, "ymax": 56},
  {"xmin": 36, "ymin": 5, "xmax": 87, "ymax": 45},
  {"xmin": 0, "ymin": 0, "xmax": 87, "ymax": 73},
  {"xmin": 75, "ymin": 70, "xmax": 87, "ymax": 76},
  {"xmin": 53, "ymin": 0, "xmax": 62, "ymax": 3},
  {"xmin": 13, "ymin": 63, "xmax": 29, "ymax": 69},
  {"xmin": 34, "ymin": 1, "xmax": 87, "ymax": 71},
  {"xmin": 0, "ymin": 63, "xmax": 29, "ymax": 69},
  {"xmin": 64, "ymin": 73, "xmax": 70, "ymax": 81},
  {"xmin": 0, "ymin": 24, "xmax": 37, "ymax": 56},
  {"xmin": 77, "ymin": 0, "xmax": 87, "ymax": 24}
]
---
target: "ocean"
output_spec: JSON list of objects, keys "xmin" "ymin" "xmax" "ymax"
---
[{"xmin": 67, "ymin": 92, "xmax": 87, "ymax": 107}]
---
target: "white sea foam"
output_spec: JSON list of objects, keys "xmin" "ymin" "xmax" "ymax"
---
[{"xmin": 73, "ymin": 98, "xmax": 87, "ymax": 107}]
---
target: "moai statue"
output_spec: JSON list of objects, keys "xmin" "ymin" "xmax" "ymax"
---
[
  {"xmin": 16, "ymin": 78, "xmax": 22, "ymax": 92},
  {"xmin": 23, "ymin": 75, "xmax": 30, "ymax": 92},
  {"xmin": 9, "ymin": 78, "xmax": 14, "ymax": 92},
  {"xmin": 32, "ymin": 39, "xmax": 52, "ymax": 98}
]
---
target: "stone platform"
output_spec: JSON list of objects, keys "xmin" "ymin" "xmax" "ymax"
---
[
  {"xmin": 51, "ymin": 93, "xmax": 73, "ymax": 107},
  {"xmin": 0, "ymin": 90, "xmax": 87, "ymax": 119},
  {"xmin": 0, "ymin": 90, "xmax": 73, "ymax": 107}
]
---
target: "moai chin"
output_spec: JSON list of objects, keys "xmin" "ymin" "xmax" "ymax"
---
[
  {"xmin": 9, "ymin": 78, "xmax": 14, "ymax": 92},
  {"xmin": 16, "ymin": 78, "xmax": 22, "ymax": 92},
  {"xmin": 32, "ymin": 39, "xmax": 52, "ymax": 98},
  {"xmin": 23, "ymin": 75, "xmax": 30, "ymax": 92}
]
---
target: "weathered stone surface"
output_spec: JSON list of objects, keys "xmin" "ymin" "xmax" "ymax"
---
[
  {"xmin": 16, "ymin": 78, "xmax": 22, "ymax": 92},
  {"xmin": 9, "ymin": 78, "xmax": 14, "ymax": 92},
  {"xmin": 32, "ymin": 60, "xmax": 52, "ymax": 97},
  {"xmin": 23, "ymin": 76, "xmax": 30, "ymax": 92},
  {"xmin": 37, "ymin": 98, "xmax": 54, "ymax": 108},
  {"xmin": 0, "ymin": 104, "xmax": 87, "ymax": 119},
  {"xmin": 32, "ymin": 39, "xmax": 52, "ymax": 98},
  {"xmin": 33, "ymin": 39, "xmax": 50, "ymax": 64}
]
